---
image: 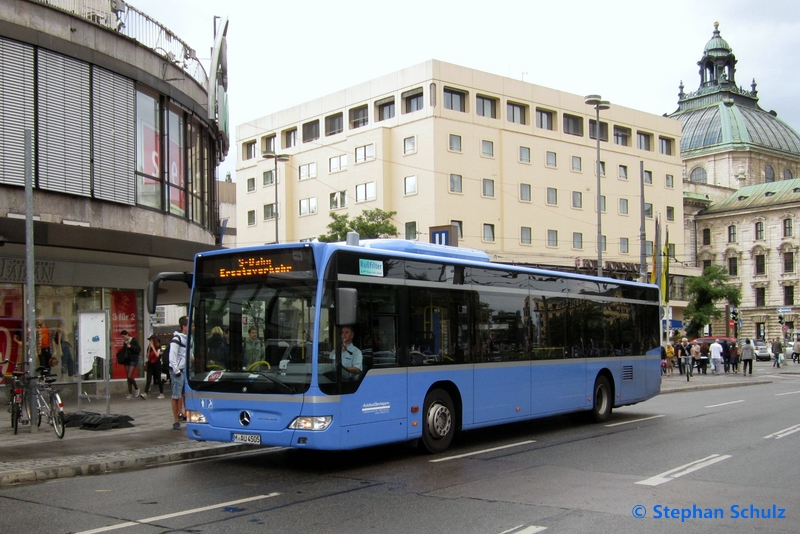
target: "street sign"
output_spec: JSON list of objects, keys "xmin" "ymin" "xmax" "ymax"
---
[
  {"xmin": 778, "ymin": 307, "xmax": 792, "ymax": 313},
  {"xmin": 729, "ymin": 320, "xmax": 735, "ymax": 329}
]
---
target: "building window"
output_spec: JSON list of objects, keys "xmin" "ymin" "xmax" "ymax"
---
[
  {"xmin": 263, "ymin": 203, "xmax": 277, "ymax": 220},
  {"xmin": 507, "ymin": 102, "xmax": 527, "ymax": 124},
  {"xmin": 547, "ymin": 229, "xmax": 558, "ymax": 247},
  {"xmin": 614, "ymin": 126, "xmax": 631, "ymax": 146},
  {"xmin": 728, "ymin": 257, "xmax": 738, "ymax": 276},
  {"xmin": 246, "ymin": 177, "xmax": 255, "ymax": 192},
  {"xmin": 356, "ymin": 182, "xmax": 377, "ymax": 202},
  {"xmin": 598, "ymin": 235, "xmax": 606, "ymax": 252},
  {"xmin": 755, "ymin": 287, "xmax": 766, "ymax": 307},
  {"xmin": 299, "ymin": 197, "xmax": 317, "ymax": 216},
  {"xmin": 546, "ymin": 187, "xmax": 557, "ymax": 205},
  {"xmin": 668, "ymin": 243, "xmax": 676, "ymax": 259},
  {"xmin": 325, "ymin": 113, "xmax": 343, "ymax": 136},
  {"xmin": 573, "ymin": 232, "xmax": 583, "ymax": 249},
  {"xmin": 785, "ymin": 252, "xmax": 795, "ymax": 273},
  {"xmin": 449, "ymin": 173, "xmax": 462, "ymax": 193},
  {"xmin": 299, "ymin": 162, "xmax": 317, "ymax": 180},
  {"xmin": 404, "ymin": 136, "xmax": 416, "ymax": 154},
  {"xmin": 620, "ymin": 237, "xmax": 629, "ymax": 254},
  {"xmin": 519, "ymin": 146, "xmax": 530, "ymax": 163},
  {"xmin": 784, "ymin": 218, "xmax": 793, "ymax": 237},
  {"xmin": 646, "ymin": 241, "xmax": 654, "ymax": 256},
  {"xmin": 330, "ymin": 190, "xmax": 347, "ymax": 209},
  {"xmin": 645, "ymin": 203, "xmax": 653, "ymax": 219},
  {"xmin": 644, "ymin": 170, "xmax": 653, "ymax": 184},
  {"xmin": 243, "ymin": 140, "xmax": 256, "ymax": 160},
  {"xmin": 449, "ymin": 134, "xmax": 462, "ymax": 152},
  {"xmin": 619, "ymin": 164, "xmax": 628, "ymax": 180},
  {"xmin": 571, "ymin": 156, "xmax": 582, "ymax": 172},
  {"xmin": 355, "ymin": 144, "xmax": 375, "ymax": 163},
  {"xmin": 666, "ymin": 206, "xmax": 675, "ymax": 221},
  {"xmin": 765, "ymin": 165, "xmax": 775, "ymax": 183},
  {"xmin": 589, "ymin": 120, "xmax": 608, "ymax": 141},
  {"xmin": 659, "ymin": 137, "xmax": 673, "ymax": 155},
  {"xmin": 598, "ymin": 195, "xmax": 606, "ymax": 212},
  {"xmin": 263, "ymin": 170, "xmax": 274, "ymax": 186},
  {"xmin": 444, "ymin": 88, "xmax": 466, "ymax": 112},
  {"xmin": 520, "ymin": 183, "xmax": 531, "ymax": 202},
  {"xmin": 728, "ymin": 225, "xmax": 737, "ymax": 243},
  {"xmin": 599, "ymin": 161, "xmax": 606, "ymax": 176},
  {"xmin": 690, "ymin": 167, "xmax": 707, "ymax": 183},
  {"xmin": 405, "ymin": 221, "xmax": 417, "ymax": 240},
  {"xmin": 666, "ymin": 174, "xmax": 674, "ymax": 188},
  {"xmin": 702, "ymin": 228, "xmax": 711, "ymax": 245},
  {"xmin": 247, "ymin": 210, "xmax": 256, "ymax": 226},
  {"xmin": 755, "ymin": 221, "xmax": 765, "ymax": 240},
  {"xmin": 637, "ymin": 131, "xmax": 652, "ymax": 151},
  {"xmin": 349, "ymin": 105, "xmax": 368, "ymax": 129},
  {"xmin": 403, "ymin": 88, "xmax": 424, "ymax": 113},
  {"xmin": 521, "ymin": 226, "xmax": 532, "ymax": 244},
  {"xmin": 262, "ymin": 134, "xmax": 276, "ymax": 154},
  {"xmin": 404, "ymin": 175, "xmax": 417, "ymax": 195},
  {"xmin": 377, "ymin": 98, "xmax": 395, "ymax": 121},
  {"xmin": 755, "ymin": 254, "xmax": 766, "ymax": 275},
  {"xmin": 329, "ymin": 154, "xmax": 347, "ymax": 172},
  {"xmin": 482, "ymin": 179, "xmax": 494, "ymax": 197},
  {"xmin": 452, "ymin": 220, "xmax": 463, "ymax": 238},
  {"xmin": 476, "ymin": 95, "xmax": 497, "ymax": 118},
  {"xmin": 536, "ymin": 108, "xmax": 554, "ymax": 130},
  {"xmin": 572, "ymin": 191, "xmax": 582, "ymax": 208},
  {"xmin": 483, "ymin": 224, "xmax": 495, "ymax": 242},
  {"xmin": 785, "ymin": 286, "xmax": 795, "ymax": 306},
  {"xmin": 563, "ymin": 114, "xmax": 583, "ymax": 136},
  {"xmin": 481, "ymin": 140, "xmax": 494, "ymax": 157},
  {"xmin": 302, "ymin": 120, "xmax": 319, "ymax": 143},
  {"xmin": 282, "ymin": 128, "xmax": 296, "ymax": 149},
  {"xmin": 619, "ymin": 198, "xmax": 629, "ymax": 214},
  {"xmin": 546, "ymin": 151, "xmax": 557, "ymax": 167},
  {"xmin": 785, "ymin": 168, "xmax": 794, "ymax": 180}
]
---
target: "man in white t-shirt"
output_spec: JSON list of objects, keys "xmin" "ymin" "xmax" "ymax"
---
[{"xmin": 709, "ymin": 339, "xmax": 723, "ymax": 374}]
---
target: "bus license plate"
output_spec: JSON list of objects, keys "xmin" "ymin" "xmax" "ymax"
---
[{"xmin": 233, "ymin": 433, "xmax": 261, "ymax": 444}]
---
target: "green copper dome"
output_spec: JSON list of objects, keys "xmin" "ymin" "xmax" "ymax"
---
[{"xmin": 704, "ymin": 22, "xmax": 732, "ymax": 57}]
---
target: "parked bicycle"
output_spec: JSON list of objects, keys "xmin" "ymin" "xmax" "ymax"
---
[
  {"xmin": 3, "ymin": 359, "xmax": 26, "ymax": 435},
  {"xmin": 22, "ymin": 366, "xmax": 65, "ymax": 438}
]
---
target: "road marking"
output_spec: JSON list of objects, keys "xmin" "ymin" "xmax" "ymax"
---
[
  {"xmin": 775, "ymin": 390, "xmax": 800, "ymax": 396},
  {"xmin": 498, "ymin": 526, "xmax": 547, "ymax": 534},
  {"xmin": 764, "ymin": 424, "xmax": 800, "ymax": 439},
  {"xmin": 75, "ymin": 493, "xmax": 281, "ymax": 533},
  {"xmin": 605, "ymin": 414, "xmax": 664, "ymax": 427},
  {"xmin": 430, "ymin": 440, "xmax": 536, "ymax": 463},
  {"xmin": 636, "ymin": 454, "xmax": 732, "ymax": 486},
  {"xmin": 705, "ymin": 400, "xmax": 744, "ymax": 408}
]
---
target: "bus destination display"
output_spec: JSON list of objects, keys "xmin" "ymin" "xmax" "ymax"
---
[{"xmin": 196, "ymin": 248, "xmax": 315, "ymax": 284}]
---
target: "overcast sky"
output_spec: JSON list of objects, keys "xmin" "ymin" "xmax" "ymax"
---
[{"xmin": 132, "ymin": 0, "xmax": 800, "ymax": 180}]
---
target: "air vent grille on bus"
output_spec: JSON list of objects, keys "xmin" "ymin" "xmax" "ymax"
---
[{"xmin": 622, "ymin": 365, "xmax": 634, "ymax": 380}]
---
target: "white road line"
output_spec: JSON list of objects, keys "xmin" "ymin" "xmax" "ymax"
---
[
  {"xmin": 705, "ymin": 400, "xmax": 744, "ymax": 408},
  {"xmin": 636, "ymin": 454, "xmax": 732, "ymax": 486},
  {"xmin": 430, "ymin": 440, "xmax": 536, "ymax": 463},
  {"xmin": 775, "ymin": 390, "xmax": 800, "ymax": 396},
  {"xmin": 764, "ymin": 424, "xmax": 800, "ymax": 439},
  {"xmin": 498, "ymin": 526, "xmax": 547, "ymax": 534},
  {"xmin": 605, "ymin": 414, "xmax": 664, "ymax": 427},
  {"xmin": 75, "ymin": 493, "xmax": 281, "ymax": 534}
]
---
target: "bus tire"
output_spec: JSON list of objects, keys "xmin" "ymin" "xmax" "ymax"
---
[
  {"xmin": 590, "ymin": 375, "xmax": 612, "ymax": 423},
  {"xmin": 420, "ymin": 389, "xmax": 455, "ymax": 453}
]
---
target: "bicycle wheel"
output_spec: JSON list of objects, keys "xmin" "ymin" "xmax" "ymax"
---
[
  {"xmin": 12, "ymin": 400, "xmax": 19, "ymax": 435},
  {"xmin": 50, "ymin": 392, "xmax": 65, "ymax": 439}
]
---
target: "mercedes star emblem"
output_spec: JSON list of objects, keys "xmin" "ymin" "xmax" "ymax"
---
[{"xmin": 239, "ymin": 411, "xmax": 251, "ymax": 426}]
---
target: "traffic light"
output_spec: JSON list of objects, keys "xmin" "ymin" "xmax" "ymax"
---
[
  {"xmin": 731, "ymin": 310, "xmax": 739, "ymax": 321},
  {"xmin": 779, "ymin": 315, "xmax": 784, "ymax": 325}
]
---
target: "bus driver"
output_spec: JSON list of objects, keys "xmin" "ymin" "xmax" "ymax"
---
[{"xmin": 335, "ymin": 326, "xmax": 363, "ymax": 380}]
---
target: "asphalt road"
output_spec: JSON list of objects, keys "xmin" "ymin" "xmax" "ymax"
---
[{"xmin": 2, "ymin": 373, "xmax": 799, "ymax": 534}]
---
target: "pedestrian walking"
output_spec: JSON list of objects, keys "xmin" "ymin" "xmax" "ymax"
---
[
  {"xmin": 169, "ymin": 316, "xmax": 188, "ymax": 430},
  {"xmin": 729, "ymin": 341, "xmax": 740, "ymax": 374},
  {"xmin": 119, "ymin": 330, "xmax": 142, "ymax": 399},
  {"xmin": 710, "ymin": 339, "xmax": 723, "ymax": 374},
  {"xmin": 675, "ymin": 337, "xmax": 690, "ymax": 375},
  {"xmin": 699, "ymin": 342, "xmax": 710, "ymax": 374},
  {"xmin": 722, "ymin": 340, "xmax": 731, "ymax": 373},
  {"xmin": 143, "ymin": 335, "xmax": 164, "ymax": 399},
  {"xmin": 665, "ymin": 342, "xmax": 674, "ymax": 377},
  {"xmin": 741, "ymin": 338, "xmax": 755, "ymax": 376},
  {"xmin": 792, "ymin": 337, "xmax": 800, "ymax": 364},
  {"xmin": 772, "ymin": 337, "xmax": 783, "ymax": 368}
]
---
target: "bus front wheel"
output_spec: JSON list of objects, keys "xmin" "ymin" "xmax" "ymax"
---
[
  {"xmin": 420, "ymin": 389, "xmax": 455, "ymax": 453},
  {"xmin": 591, "ymin": 375, "xmax": 612, "ymax": 423}
]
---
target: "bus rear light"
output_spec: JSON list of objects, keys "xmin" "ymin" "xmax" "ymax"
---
[
  {"xmin": 186, "ymin": 410, "xmax": 207, "ymax": 424},
  {"xmin": 411, "ymin": 406, "xmax": 419, "ymax": 413},
  {"xmin": 289, "ymin": 416, "xmax": 332, "ymax": 431}
]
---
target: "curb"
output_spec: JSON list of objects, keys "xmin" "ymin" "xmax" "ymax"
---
[
  {"xmin": 0, "ymin": 442, "xmax": 257, "ymax": 486},
  {"xmin": 661, "ymin": 379, "xmax": 772, "ymax": 394}
]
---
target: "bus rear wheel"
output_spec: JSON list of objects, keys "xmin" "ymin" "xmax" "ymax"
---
[
  {"xmin": 591, "ymin": 375, "xmax": 612, "ymax": 423},
  {"xmin": 420, "ymin": 389, "xmax": 455, "ymax": 453}
]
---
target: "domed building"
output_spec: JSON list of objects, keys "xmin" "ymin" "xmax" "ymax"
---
[{"xmin": 670, "ymin": 23, "xmax": 800, "ymax": 340}]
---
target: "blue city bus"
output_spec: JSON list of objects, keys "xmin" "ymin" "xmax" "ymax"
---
[{"xmin": 148, "ymin": 237, "xmax": 661, "ymax": 453}]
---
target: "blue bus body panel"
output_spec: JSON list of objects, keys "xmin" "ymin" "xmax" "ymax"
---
[
  {"xmin": 474, "ymin": 362, "xmax": 532, "ymax": 422},
  {"xmin": 338, "ymin": 368, "xmax": 408, "ymax": 448}
]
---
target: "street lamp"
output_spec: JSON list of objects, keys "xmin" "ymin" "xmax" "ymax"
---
[
  {"xmin": 262, "ymin": 152, "xmax": 290, "ymax": 244},
  {"xmin": 584, "ymin": 95, "xmax": 610, "ymax": 277}
]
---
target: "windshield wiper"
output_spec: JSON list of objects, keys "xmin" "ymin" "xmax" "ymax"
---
[{"xmin": 252, "ymin": 371, "xmax": 296, "ymax": 393}]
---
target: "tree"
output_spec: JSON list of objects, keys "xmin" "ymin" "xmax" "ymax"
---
[
  {"xmin": 318, "ymin": 208, "xmax": 399, "ymax": 242},
  {"xmin": 683, "ymin": 265, "xmax": 742, "ymax": 338}
]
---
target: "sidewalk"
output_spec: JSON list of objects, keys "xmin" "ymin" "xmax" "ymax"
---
[{"xmin": 0, "ymin": 361, "xmax": 796, "ymax": 486}]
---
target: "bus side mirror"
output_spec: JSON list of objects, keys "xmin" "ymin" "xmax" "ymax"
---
[
  {"xmin": 336, "ymin": 288, "xmax": 357, "ymax": 326},
  {"xmin": 147, "ymin": 272, "xmax": 193, "ymax": 314}
]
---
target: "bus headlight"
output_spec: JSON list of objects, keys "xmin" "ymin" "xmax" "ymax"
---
[
  {"xmin": 289, "ymin": 416, "xmax": 332, "ymax": 431},
  {"xmin": 186, "ymin": 410, "xmax": 207, "ymax": 424}
]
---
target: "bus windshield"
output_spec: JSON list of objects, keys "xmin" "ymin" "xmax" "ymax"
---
[{"xmin": 188, "ymin": 247, "xmax": 320, "ymax": 394}]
